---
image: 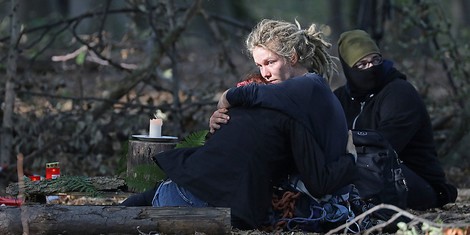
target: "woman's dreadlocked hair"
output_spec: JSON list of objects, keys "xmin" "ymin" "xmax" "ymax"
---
[{"xmin": 245, "ymin": 19, "xmax": 336, "ymax": 82}]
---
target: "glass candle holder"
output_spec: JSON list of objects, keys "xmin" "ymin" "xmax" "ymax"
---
[
  {"xmin": 45, "ymin": 162, "xmax": 60, "ymax": 180},
  {"xmin": 29, "ymin": 175, "xmax": 41, "ymax": 181}
]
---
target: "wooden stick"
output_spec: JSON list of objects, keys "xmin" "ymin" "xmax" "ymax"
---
[{"xmin": 16, "ymin": 153, "xmax": 29, "ymax": 235}]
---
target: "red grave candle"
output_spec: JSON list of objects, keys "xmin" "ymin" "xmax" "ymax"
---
[
  {"xmin": 45, "ymin": 162, "xmax": 60, "ymax": 180},
  {"xmin": 29, "ymin": 175, "xmax": 41, "ymax": 181}
]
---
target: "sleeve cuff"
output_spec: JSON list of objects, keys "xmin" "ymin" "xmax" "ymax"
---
[{"xmin": 346, "ymin": 153, "xmax": 357, "ymax": 164}]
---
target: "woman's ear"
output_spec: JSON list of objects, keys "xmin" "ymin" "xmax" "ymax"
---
[{"xmin": 290, "ymin": 53, "xmax": 299, "ymax": 65}]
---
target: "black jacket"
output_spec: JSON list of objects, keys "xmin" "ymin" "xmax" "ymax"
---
[
  {"xmin": 334, "ymin": 60, "xmax": 457, "ymax": 206},
  {"xmin": 226, "ymin": 73, "xmax": 351, "ymax": 165},
  {"xmin": 155, "ymin": 108, "xmax": 355, "ymax": 229},
  {"xmin": 155, "ymin": 74, "xmax": 356, "ymax": 228}
]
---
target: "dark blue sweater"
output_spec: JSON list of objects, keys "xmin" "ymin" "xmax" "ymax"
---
[{"xmin": 226, "ymin": 73, "xmax": 350, "ymax": 164}]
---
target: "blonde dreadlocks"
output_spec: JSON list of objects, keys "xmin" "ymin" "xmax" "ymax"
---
[{"xmin": 245, "ymin": 19, "xmax": 336, "ymax": 82}]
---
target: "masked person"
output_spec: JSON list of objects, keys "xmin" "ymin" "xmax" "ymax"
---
[{"xmin": 334, "ymin": 29, "xmax": 457, "ymax": 210}]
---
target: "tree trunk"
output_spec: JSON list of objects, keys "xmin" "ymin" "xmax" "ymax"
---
[
  {"xmin": 1, "ymin": 0, "xmax": 19, "ymax": 167},
  {"xmin": 127, "ymin": 140, "xmax": 176, "ymax": 174},
  {"xmin": 328, "ymin": 0, "xmax": 344, "ymax": 39},
  {"xmin": 127, "ymin": 139, "xmax": 177, "ymax": 192},
  {"xmin": 0, "ymin": 205, "xmax": 231, "ymax": 235}
]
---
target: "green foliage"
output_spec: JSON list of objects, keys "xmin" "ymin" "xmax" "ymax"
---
[
  {"xmin": 387, "ymin": 0, "xmax": 470, "ymax": 163},
  {"xmin": 48, "ymin": 176, "xmax": 101, "ymax": 197},
  {"xmin": 125, "ymin": 164, "xmax": 165, "ymax": 193},
  {"xmin": 116, "ymin": 140, "xmax": 129, "ymax": 177},
  {"xmin": 75, "ymin": 50, "xmax": 86, "ymax": 65},
  {"xmin": 175, "ymin": 130, "xmax": 209, "ymax": 148},
  {"xmin": 396, "ymin": 222, "xmax": 420, "ymax": 235},
  {"xmin": 396, "ymin": 221, "xmax": 457, "ymax": 235}
]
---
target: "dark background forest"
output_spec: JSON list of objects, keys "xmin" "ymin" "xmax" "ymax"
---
[{"xmin": 0, "ymin": 0, "xmax": 469, "ymax": 195}]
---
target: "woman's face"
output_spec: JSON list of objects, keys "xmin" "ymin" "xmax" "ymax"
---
[{"xmin": 252, "ymin": 46, "xmax": 295, "ymax": 84}]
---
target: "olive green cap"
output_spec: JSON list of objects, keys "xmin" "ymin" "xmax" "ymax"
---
[{"xmin": 338, "ymin": 30, "xmax": 381, "ymax": 67}]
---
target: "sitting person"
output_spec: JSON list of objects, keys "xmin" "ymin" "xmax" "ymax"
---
[
  {"xmin": 151, "ymin": 19, "xmax": 358, "ymax": 229},
  {"xmin": 120, "ymin": 74, "xmax": 267, "ymax": 207},
  {"xmin": 334, "ymin": 29, "xmax": 457, "ymax": 210}
]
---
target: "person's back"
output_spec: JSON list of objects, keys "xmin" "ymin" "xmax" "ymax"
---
[{"xmin": 155, "ymin": 106, "xmax": 295, "ymax": 228}]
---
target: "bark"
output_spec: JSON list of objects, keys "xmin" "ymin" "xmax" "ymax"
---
[
  {"xmin": 0, "ymin": 205, "xmax": 231, "ymax": 235},
  {"xmin": 1, "ymin": 0, "xmax": 19, "ymax": 167},
  {"xmin": 328, "ymin": 0, "xmax": 344, "ymax": 39},
  {"xmin": 127, "ymin": 140, "xmax": 177, "ymax": 192},
  {"xmin": 127, "ymin": 140, "xmax": 177, "ymax": 177},
  {"xmin": 5, "ymin": 176, "xmax": 127, "ymax": 196}
]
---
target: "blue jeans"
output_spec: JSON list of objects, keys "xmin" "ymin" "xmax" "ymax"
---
[{"xmin": 152, "ymin": 179, "xmax": 208, "ymax": 207}]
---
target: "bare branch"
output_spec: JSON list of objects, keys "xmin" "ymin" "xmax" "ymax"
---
[
  {"xmin": 71, "ymin": 19, "xmax": 130, "ymax": 72},
  {"xmin": 326, "ymin": 203, "xmax": 470, "ymax": 235}
]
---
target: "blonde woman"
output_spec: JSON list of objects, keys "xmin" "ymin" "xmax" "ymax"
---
[{"xmin": 153, "ymin": 19, "xmax": 357, "ymax": 230}]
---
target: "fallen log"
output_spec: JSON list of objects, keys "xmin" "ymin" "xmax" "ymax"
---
[
  {"xmin": 0, "ymin": 205, "xmax": 231, "ymax": 235},
  {"xmin": 5, "ymin": 176, "xmax": 127, "ymax": 196}
]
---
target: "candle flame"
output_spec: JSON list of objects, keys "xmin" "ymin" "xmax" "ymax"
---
[{"xmin": 154, "ymin": 109, "xmax": 167, "ymax": 119}]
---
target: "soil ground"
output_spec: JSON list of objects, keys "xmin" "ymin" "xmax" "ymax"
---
[
  {"xmin": 229, "ymin": 189, "xmax": 470, "ymax": 234},
  {"xmin": 55, "ymin": 188, "xmax": 470, "ymax": 234}
]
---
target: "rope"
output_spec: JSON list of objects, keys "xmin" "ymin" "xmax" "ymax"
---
[{"xmin": 271, "ymin": 191, "xmax": 301, "ymax": 230}]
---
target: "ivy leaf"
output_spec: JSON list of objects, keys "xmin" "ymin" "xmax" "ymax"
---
[{"xmin": 75, "ymin": 51, "xmax": 86, "ymax": 65}]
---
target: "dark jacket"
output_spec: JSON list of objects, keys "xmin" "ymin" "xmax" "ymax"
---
[
  {"xmin": 155, "ymin": 107, "xmax": 355, "ymax": 229},
  {"xmin": 334, "ymin": 60, "xmax": 457, "ymax": 206},
  {"xmin": 155, "ymin": 74, "xmax": 356, "ymax": 228},
  {"xmin": 226, "ymin": 73, "xmax": 351, "ymax": 164}
]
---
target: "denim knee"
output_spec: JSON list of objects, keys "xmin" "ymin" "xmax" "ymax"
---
[{"xmin": 152, "ymin": 179, "xmax": 208, "ymax": 207}]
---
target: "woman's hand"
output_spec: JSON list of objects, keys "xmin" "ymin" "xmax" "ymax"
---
[
  {"xmin": 347, "ymin": 130, "xmax": 357, "ymax": 163},
  {"xmin": 209, "ymin": 108, "xmax": 230, "ymax": 133},
  {"xmin": 217, "ymin": 90, "xmax": 230, "ymax": 109},
  {"xmin": 209, "ymin": 90, "xmax": 231, "ymax": 133}
]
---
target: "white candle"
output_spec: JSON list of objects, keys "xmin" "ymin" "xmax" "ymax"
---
[{"xmin": 149, "ymin": 118, "xmax": 162, "ymax": 137}]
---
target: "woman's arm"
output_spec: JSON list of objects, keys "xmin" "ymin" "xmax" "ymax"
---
[{"xmin": 290, "ymin": 121, "xmax": 357, "ymax": 197}]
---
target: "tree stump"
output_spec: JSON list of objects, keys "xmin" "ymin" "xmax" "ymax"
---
[
  {"xmin": 127, "ymin": 139, "xmax": 178, "ymax": 192},
  {"xmin": 0, "ymin": 205, "xmax": 231, "ymax": 235}
]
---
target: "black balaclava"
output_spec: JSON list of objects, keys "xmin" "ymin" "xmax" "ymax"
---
[
  {"xmin": 339, "ymin": 56, "xmax": 385, "ymax": 98},
  {"xmin": 338, "ymin": 30, "xmax": 385, "ymax": 99}
]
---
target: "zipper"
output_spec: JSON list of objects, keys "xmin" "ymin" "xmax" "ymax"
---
[
  {"xmin": 351, "ymin": 101, "xmax": 365, "ymax": 129},
  {"xmin": 351, "ymin": 94, "xmax": 374, "ymax": 129}
]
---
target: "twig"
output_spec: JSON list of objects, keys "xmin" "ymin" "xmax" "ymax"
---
[
  {"xmin": 326, "ymin": 203, "xmax": 470, "ymax": 235},
  {"xmin": 51, "ymin": 45, "xmax": 88, "ymax": 62},
  {"xmin": 71, "ymin": 19, "xmax": 129, "ymax": 72}
]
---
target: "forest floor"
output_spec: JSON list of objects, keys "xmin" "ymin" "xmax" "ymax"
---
[
  {"xmin": 10, "ymin": 168, "xmax": 470, "ymax": 234},
  {"xmin": 231, "ymin": 166, "xmax": 470, "ymax": 234},
  {"xmin": 57, "ymin": 188, "xmax": 470, "ymax": 234},
  {"xmin": 229, "ymin": 189, "xmax": 470, "ymax": 235}
]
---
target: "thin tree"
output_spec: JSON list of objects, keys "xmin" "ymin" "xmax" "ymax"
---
[{"xmin": 1, "ymin": 0, "xmax": 20, "ymax": 169}]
